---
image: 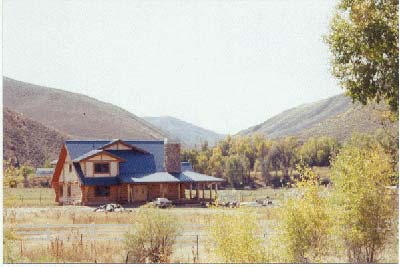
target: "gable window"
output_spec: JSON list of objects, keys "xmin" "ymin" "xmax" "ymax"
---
[
  {"xmin": 95, "ymin": 186, "xmax": 110, "ymax": 197},
  {"xmin": 69, "ymin": 164, "xmax": 72, "ymax": 173},
  {"xmin": 94, "ymin": 163, "xmax": 110, "ymax": 174}
]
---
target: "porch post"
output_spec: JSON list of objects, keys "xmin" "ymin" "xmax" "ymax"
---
[
  {"xmin": 202, "ymin": 183, "xmax": 205, "ymax": 200},
  {"xmin": 84, "ymin": 186, "xmax": 89, "ymax": 205},
  {"xmin": 209, "ymin": 184, "xmax": 212, "ymax": 200},
  {"xmin": 131, "ymin": 184, "xmax": 135, "ymax": 203},
  {"xmin": 160, "ymin": 184, "xmax": 164, "ymax": 198},
  {"xmin": 196, "ymin": 183, "xmax": 199, "ymax": 200},
  {"xmin": 189, "ymin": 183, "xmax": 192, "ymax": 199},
  {"xmin": 127, "ymin": 185, "xmax": 130, "ymax": 203}
]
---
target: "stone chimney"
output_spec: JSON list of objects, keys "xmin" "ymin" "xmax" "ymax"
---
[{"xmin": 164, "ymin": 140, "xmax": 181, "ymax": 173}]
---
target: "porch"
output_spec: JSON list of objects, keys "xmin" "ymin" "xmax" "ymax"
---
[{"xmin": 126, "ymin": 182, "xmax": 220, "ymax": 204}]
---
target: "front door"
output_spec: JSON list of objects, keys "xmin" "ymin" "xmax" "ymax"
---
[{"xmin": 134, "ymin": 185, "xmax": 148, "ymax": 201}]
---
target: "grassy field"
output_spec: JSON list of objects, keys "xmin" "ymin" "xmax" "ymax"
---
[
  {"xmin": 3, "ymin": 186, "xmax": 398, "ymax": 264},
  {"xmin": 4, "ymin": 188, "xmax": 57, "ymax": 208}
]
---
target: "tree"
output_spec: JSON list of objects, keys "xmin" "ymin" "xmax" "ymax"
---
[
  {"xmin": 20, "ymin": 165, "xmax": 34, "ymax": 188},
  {"xmin": 299, "ymin": 136, "xmax": 340, "ymax": 166},
  {"xmin": 326, "ymin": 0, "xmax": 399, "ymax": 114},
  {"xmin": 196, "ymin": 152, "xmax": 210, "ymax": 174},
  {"xmin": 254, "ymin": 158, "xmax": 272, "ymax": 185},
  {"xmin": 3, "ymin": 160, "xmax": 20, "ymax": 188},
  {"xmin": 124, "ymin": 208, "xmax": 180, "ymax": 263},
  {"xmin": 225, "ymin": 154, "xmax": 249, "ymax": 187},
  {"xmin": 274, "ymin": 162, "xmax": 332, "ymax": 263},
  {"xmin": 208, "ymin": 148, "xmax": 225, "ymax": 178},
  {"xmin": 207, "ymin": 210, "xmax": 268, "ymax": 263},
  {"xmin": 330, "ymin": 143, "xmax": 396, "ymax": 263},
  {"xmin": 274, "ymin": 137, "xmax": 299, "ymax": 178}
]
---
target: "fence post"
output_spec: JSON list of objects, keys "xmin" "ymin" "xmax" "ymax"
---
[
  {"xmin": 20, "ymin": 239, "xmax": 23, "ymax": 257},
  {"xmin": 47, "ymin": 222, "xmax": 50, "ymax": 241},
  {"xmin": 196, "ymin": 235, "xmax": 199, "ymax": 262}
]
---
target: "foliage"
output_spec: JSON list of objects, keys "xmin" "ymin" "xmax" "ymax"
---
[
  {"xmin": 3, "ymin": 161, "xmax": 35, "ymax": 188},
  {"xmin": 3, "ymin": 227, "xmax": 20, "ymax": 263},
  {"xmin": 330, "ymin": 142, "xmax": 396, "ymax": 263},
  {"xmin": 3, "ymin": 160, "xmax": 20, "ymax": 188},
  {"xmin": 299, "ymin": 136, "xmax": 340, "ymax": 166},
  {"xmin": 182, "ymin": 134, "xmax": 342, "ymax": 187},
  {"xmin": 325, "ymin": 0, "xmax": 399, "ymax": 114},
  {"xmin": 124, "ymin": 208, "xmax": 180, "ymax": 263},
  {"xmin": 207, "ymin": 209, "xmax": 268, "ymax": 263},
  {"xmin": 274, "ymin": 162, "xmax": 332, "ymax": 263}
]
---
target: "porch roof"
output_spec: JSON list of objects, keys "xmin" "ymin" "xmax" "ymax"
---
[{"xmin": 120, "ymin": 171, "xmax": 224, "ymax": 184}]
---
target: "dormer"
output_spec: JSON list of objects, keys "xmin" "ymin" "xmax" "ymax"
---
[{"xmin": 75, "ymin": 150, "xmax": 126, "ymax": 177}]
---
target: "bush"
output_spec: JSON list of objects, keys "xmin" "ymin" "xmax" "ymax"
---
[
  {"xmin": 207, "ymin": 209, "xmax": 268, "ymax": 263},
  {"xmin": 330, "ymin": 144, "xmax": 396, "ymax": 263},
  {"xmin": 274, "ymin": 163, "xmax": 332, "ymax": 263},
  {"xmin": 124, "ymin": 208, "xmax": 180, "ymax": 263},
  {"xmin": 3, "ymin": 227, "xmax": 20, "ymax": 263}
]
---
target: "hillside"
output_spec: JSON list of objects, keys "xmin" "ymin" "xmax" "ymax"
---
[
  {"xmin": 297, "ymin": 102, "xmax": 394, "ymax": 141},
  {"xmin": 143, "ymin": 116, "xmax": 225, "ymax": 147},
  {"xmin": 239, "ymin": 94, "xmax": 397, "ymax": 141},
  {"xmin": 3, "ymin": 77, "xmax": 171, "ymax": 141},
  {"xmin": 3, "ymin": 108, "xmax": 67, "ymax": 167}
]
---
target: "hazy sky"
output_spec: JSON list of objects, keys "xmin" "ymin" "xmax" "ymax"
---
[{"xmin": 3, "ymin": 0, "xmax": 343, "ymax": 134}]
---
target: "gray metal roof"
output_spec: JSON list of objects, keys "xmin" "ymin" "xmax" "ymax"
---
[
  {"xmin": 35, "ymin": 168, "xmax": 54, "ymax": 177},
  {"xmin": 120, "ymin": 171, "xmax": 224, "ymax": 184}
]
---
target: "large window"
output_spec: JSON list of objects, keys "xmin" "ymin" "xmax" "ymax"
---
[
  {"xmin": 59, "ymin": 185, "xmax": 63, "ymax": 197},
  {"xmin": 94, "ymin": 163, "xmax": 110, "ymax": 174},
  {"xmin": 95, "ymin": 186, "xmax": 110, "ymax": 197}
]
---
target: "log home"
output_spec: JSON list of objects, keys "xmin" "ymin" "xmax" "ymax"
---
[{"xmin": 51, "ymin": 139, "xmax": 223, "ymax": 205}]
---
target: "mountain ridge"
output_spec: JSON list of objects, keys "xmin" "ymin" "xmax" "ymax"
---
[
  {"xmin": 3, "ymin": 76, "xmax": 172, "ymax": 141},
  {"xmin": 143, "ymin": 116, "xmax": 225, "ymax": 147},
  {"xmin": 238, "ymin": 94, "xmax": 396, "ymax": 141}
]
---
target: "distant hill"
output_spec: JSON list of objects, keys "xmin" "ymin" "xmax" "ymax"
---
[
  {"xmin": 239, "ymin": 94, "xmax": 397, "ymax": 141},
  {"xmin": 4, "ymin": 108, "xmax": 67, "ymax": 167},
  {"xmin": 3, "ymin": 77, "xmax": 171, "ymax": 141},
  {"xmin": 143, "ymin": 116, "xmax": 225, "ymax": 147}
]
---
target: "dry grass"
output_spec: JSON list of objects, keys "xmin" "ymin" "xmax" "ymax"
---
[
  {"xmin": 4, "ymin": 188, "xmax": 56, "ymax": 208},
  {"xmin": 3, "ymin": 186, "xmax": 398, "ymax": 264}
]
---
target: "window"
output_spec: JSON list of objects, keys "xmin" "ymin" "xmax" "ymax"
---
[
  {"xmin": 94, "ymin": 163, "xmax": 110, "ymax": 174},
  {"xmin": 95, "ymin": 186, "xmax": 110, "ymax": 197},
  {"xmin": 69, "ymin": 164, "xmax": 72, "ymax": 173},
  {"xmin": 67, "ymin": 184, "xmax": 71, "ymax": 197},
  {"xmin": 59, "ymin": 185, "xmax": 63, "ymax": 197}
]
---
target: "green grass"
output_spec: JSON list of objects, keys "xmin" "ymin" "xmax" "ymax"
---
[{"xmin": 4, "ymin": 187, "xmax": 57, "ymax": 208}]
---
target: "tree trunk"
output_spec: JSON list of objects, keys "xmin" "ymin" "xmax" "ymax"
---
[{"xmin": 23, "ymin": 175, "xmax": 29, "ymax": 188}]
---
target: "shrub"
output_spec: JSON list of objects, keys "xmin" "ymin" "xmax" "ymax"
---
[
  {"xmin": 124, "ymin": 208, "xmax": 180, "ymax": 263},
  {"xmin": 207, "ymin": 209, "xmax": 268, "ymax": 263},
  {"xmin": 274, "ymin": 162, "xmax": 332, "ymax": 263},
  {"xmin": 3, "ymin": 227, "xmax": 20, "ymax": 263},
  {"xmin": 330, "ymin": 144, "xmax": 396, "ymax": 263}
]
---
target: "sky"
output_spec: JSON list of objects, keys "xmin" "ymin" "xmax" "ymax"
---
[{"xmin": 3, "ymin": 0, "xmax": 343, "ymax": 134}]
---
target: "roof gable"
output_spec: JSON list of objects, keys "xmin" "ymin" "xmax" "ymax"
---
[
  {"xmin": 100, "ymin": 139, "xmax": 149, "ymax": 154},
  {"xmin": 73, "ymin": 149, "xmax": 127, "ymax": 162}
]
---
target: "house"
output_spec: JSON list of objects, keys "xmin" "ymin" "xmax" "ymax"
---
[
  {"xmin": 50, "ymin": 159, "xmax": 58, "ymax": 167},
  {"xmin": 51, "ymin": 139, "xmax": 224, "ymax": 205},
  {"xmin": 32, "ymin": 168, "xmax": 54, "ymax": 187}
]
